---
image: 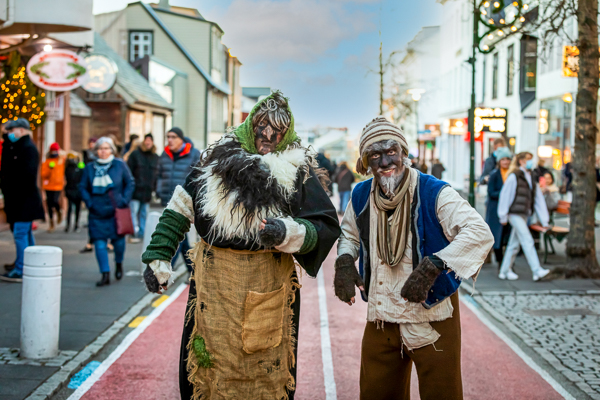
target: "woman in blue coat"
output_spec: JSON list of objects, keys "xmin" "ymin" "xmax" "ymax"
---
[
  {"xmin": 79, "ymin": 137, "xmax": 135, "ymax": 287},
  {"xmin": 485, "ymin": 147, "xmax": 512, "ymax": 269}
]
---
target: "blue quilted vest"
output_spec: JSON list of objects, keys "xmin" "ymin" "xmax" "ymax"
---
[{"xmin": 351, "ymin": 172, "xmax": 462, "ymax": 309}]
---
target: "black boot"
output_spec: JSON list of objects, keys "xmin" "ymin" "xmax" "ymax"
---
[
  {"xmin": 96, "ymin": 272, "xmax": 110, "ymax": 287},
  {"xmin": 115, "ymin": 263, "xmax": 123, "ymax": 280}
]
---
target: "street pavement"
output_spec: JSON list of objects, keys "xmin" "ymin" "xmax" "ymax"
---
[
  {"xmin": 3, "ymin": 192, "xmax": 600, "ymax": 399},
  {"xmin": 54, "ymin": 249, "xmax": 567, "ymax": 400}
]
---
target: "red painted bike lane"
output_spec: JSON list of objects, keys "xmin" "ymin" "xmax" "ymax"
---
[{"xmin": 72, "ymin": 255, "xmax": 565, "ymax": 400}]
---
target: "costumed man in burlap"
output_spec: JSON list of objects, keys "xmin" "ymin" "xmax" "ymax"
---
[
  {"xmin": 142, "ymin": 91, "xmax": 340, "ymax": 400},
  {"xmin": 335, "ymin": 117, "xmax": 494, "ymax": 400}
]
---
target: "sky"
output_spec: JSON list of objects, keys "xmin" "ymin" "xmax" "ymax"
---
[{"xmin": 93, "ymin": 0, "xmax": 444, "ymax": 136}]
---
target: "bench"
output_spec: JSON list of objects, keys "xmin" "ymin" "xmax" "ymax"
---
[{"xmin": 530, "ymin": 200, "xmax": 570, "ymax": 264}]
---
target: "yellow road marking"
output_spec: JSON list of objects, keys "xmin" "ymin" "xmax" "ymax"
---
[
  {"xmin": 152, "ymin": 295, "xmax": 169, "ymax": 308},
  {"xmin": 128, "ymin": 316, "xmax": 146, "ymax": 328}
]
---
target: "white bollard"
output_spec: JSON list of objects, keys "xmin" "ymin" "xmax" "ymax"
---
[
  {"xmin": 21, "ymin": 246, "xmax": 63, "ymax": 359},
  {"xmin": 140, "ymin": 211, "xmax": 162, "ymax": 272}
]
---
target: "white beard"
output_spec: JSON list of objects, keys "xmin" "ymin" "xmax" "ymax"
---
[{"xmin": 378, "ymin": 170, "xmax": 404, "ymax": 198}]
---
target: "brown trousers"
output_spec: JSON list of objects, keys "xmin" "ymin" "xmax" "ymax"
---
[{"xmin": 360, "ymin": 293, "xmax": 463, "ymax": 400}]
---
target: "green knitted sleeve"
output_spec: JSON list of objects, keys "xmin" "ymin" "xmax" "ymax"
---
[
  {"xmin": 294, "ymin": 218, "xmax": 318, "ymax": 255},
  {"xmin": 141, "ymin": 209, "xmax": 191, "ymax": 264}
]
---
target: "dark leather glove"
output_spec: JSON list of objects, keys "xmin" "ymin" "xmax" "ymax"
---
[
  {"xmin": 259, "ymin": 218, "xmax": 286, "ymax": 248},
  {"xmin": 144, "ymin": 265, "xmax": 162, "ymax": 293},
  {"xmin": 400, "ymin": 256, "xmax": 443, "ymax": 303},
  {"xmin": 334, "ymin": 254, "xmax": 364, "ymax": 303}
]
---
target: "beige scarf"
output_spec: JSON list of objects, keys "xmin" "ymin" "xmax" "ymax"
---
[{"xmin": 373, "ymin": 170, "xmax": 411, "ymax": 267}]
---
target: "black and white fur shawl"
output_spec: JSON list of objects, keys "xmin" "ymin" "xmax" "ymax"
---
[{"xmin": 190, "ymin": 134, "xmax": 327, "ymax": 245}]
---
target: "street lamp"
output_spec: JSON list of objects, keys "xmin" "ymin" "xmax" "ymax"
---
[
  {"xmin": 467, "ymin": 0, "xmax": 526, "ymax": 207},
  {"xmin": 407, "ymin": 88, "xmax": 425, "ymax": 148}
]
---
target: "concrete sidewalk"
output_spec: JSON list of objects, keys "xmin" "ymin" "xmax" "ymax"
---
[{"xmin": 0, "ymin": 210, "xmax": 187, "ymax": 400}]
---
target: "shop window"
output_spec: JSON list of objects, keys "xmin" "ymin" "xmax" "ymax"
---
[
  {"xmin": 520, "ymin": 36, "xmax": 537, "ymax": 92},
  {"xmin": 129, "ymin": 31, "xmax": 153, "ymax": 62},
  {"xmin": 507, "ymin": 45, "xmax": 514, "ymax": 96},
  {"xmin": 492, "ymin": 52, "xmax": 499, "ymax": 99}
]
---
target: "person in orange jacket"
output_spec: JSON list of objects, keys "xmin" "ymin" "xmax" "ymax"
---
[{"xmin": 41, "ymin": 142, "xmax": 66, "ymax": 232}]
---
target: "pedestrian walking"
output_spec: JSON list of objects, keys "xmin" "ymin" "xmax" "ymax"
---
[
  {"xmin": 83, "ymin": 137, "xmax": 97, "ymax": 165},
  {"xmin": 0, "ymin": 118, "xmax": 45, "ymax": 282},
  {"xmin": 64, "ymin": 151, "xmax": 85, "ymax": 232},
  {"xmin": 157, "ymin": 127, "xmax": 200, "ymax": 273},
  {"xmin": 485, "ymin": 147, "xmax": 512, "ymax": 268},
  {"xmin": 532, "ymin": 158, "xmax": 550, "ymax": 183},
  {"xmin": 497, "ymin": 152, "xmax": 550, "ymax": 281},
  {"xmin": 316, "ymin": 149, "xmax": 335, "ymax": 194},
  {"xmin": 334, "ymin": 161, "xmax": 355, "ymax": 214},
  {"xmin": 127, "ymin": 133, "xmax": 159, "ymax": 242},
  {"xmin": 480, "ymin": 137, "xmax": 507, "ymax": 184},
  {"xmin": 431, "ymin": 158, "xmax": 445, "ymax": 179},
  {"xmin": 123, "ymin": 134, "xmax": 140, "ymax": 155},
  {"xmin": 79, "ymin": 137, "xmax": 135, "ymax": 287},
  {"xmin": 335, "ymin": 117, "xmax": 493, "ymax": 400},
  {"xmin": 41, "ymin": 142, "xmax": 66, "ymax": 232},
  {"xmin": 561, "ymin": 162, "xmax": 573, "ymax": 202}
]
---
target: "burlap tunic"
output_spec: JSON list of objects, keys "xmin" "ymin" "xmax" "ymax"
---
[{"xmin": 186, "ymin": 241, "xmax": 300, "ymax": 400}]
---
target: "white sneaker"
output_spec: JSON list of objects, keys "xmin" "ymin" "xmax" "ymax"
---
[
  {"xmin": 533, "ymin": 268, "xmax": 550, "ymax": 281},
  {"xmin": 498, "ymin": 270, "xmax": 519, "ymax": 280}
]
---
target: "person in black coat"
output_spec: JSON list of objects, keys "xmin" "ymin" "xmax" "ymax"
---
[
  {"xmin": 64, "ymin": 151, "xmax": 85, "ymax": 232},
  {"xmin": 485, "ymin": 147, "xmax": 512, "ymax": 269},
  {"xmin": 0, "ymin": 118, "xmax": 45, "ymax": 282},
  {"xmin": 127, "ymin": 133, "xmax": 159, "ymax": 241},
  {"xmin": 334, "ymin": 161, "xmax": 355, "ymax": 213}
]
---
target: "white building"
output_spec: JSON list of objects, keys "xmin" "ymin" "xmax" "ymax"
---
[{"xmin": 419, "ymin": 0, "xmax": 580, "ymax": 190}]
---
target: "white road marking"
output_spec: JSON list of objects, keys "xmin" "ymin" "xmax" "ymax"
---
[
  {"xmin": 67, "ymin": 283, "xmax": 188, "ymax": 400},
  {"xmin": 461, "ymin": 294, "xmax": 576, "ymax": 400},
  {"xmin": 317, "ymin": 269, "xmax": 337, "ymax": 399}
]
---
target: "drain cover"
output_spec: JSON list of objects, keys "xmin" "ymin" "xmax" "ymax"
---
[{"xmin": 523, "ymin": 308, "xmax": 599, "ymax": 317}]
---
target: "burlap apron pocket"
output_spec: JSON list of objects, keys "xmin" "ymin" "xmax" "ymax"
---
[{"xmin": 242, "ymin": 284, "xmax": 286, "ymax": 354}]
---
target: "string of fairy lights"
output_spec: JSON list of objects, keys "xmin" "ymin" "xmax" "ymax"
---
[{"xmin": 0, "ymin": 57, "xmax": 46, "ymax": 131}]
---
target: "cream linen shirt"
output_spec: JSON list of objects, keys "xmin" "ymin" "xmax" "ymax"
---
[{"xmin": 337, "ymin": 168, "xmax": 493, "ymax": 349}]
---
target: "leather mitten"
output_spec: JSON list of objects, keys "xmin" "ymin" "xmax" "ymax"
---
[
  {"xmin": 400, "ymin": 256, "xmax": 442, "ymax": 303},
  {"xmin": 334, "ymin": 254, "xmax": 364, "ymax": 302},
  {"xmin": 259, "ymin": 218, "xmax": 287, "ymax": 248}
]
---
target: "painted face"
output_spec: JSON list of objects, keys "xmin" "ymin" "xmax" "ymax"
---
[
  {"xmin": 367, "ymin": 141, "xmax": 405, "ymax": 195},
  {"xmin": 254, "ymin": 120, "xmax": 284, "ymax": 155}
]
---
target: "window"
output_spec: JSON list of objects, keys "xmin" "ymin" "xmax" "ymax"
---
[
  {"xmin": 492, "ymin": 52, "xmax": 499, "ymax": 99},
  {"xmin": 520, "ymin": 36, "xmax": 537, "ymax": 92},
  {"xmin": 129, "ymin": 31, "xmax": 153, "ymax": 62},
  {"xmin": 507, "ymin": 45, "xmax": 514, "ymax": 96}
]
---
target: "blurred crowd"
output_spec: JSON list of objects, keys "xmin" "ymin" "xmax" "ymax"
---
[{"xmin": 0, "ymin": 117, "xmax": 199, "ymax": 286}]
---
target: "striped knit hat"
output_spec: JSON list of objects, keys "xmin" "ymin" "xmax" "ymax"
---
[{"xmin": 356, "ymin": 116, "xmax": 408, "ymax": 175}]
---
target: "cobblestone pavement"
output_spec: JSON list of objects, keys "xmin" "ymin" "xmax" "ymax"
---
[{"xmin": 474, "ymin": 293, "xmax": 600, "ymax": 399}]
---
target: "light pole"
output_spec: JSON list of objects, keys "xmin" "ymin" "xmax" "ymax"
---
[
  {"xmin": 468, "ymin": 0, "xmax": 526, "ymax": 207},
  {"xmin": 408, "ymin": 88, "xmax": 425, "ymax": 154}
]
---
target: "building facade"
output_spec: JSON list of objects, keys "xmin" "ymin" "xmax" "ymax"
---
[{"xmin": 95, "ymin": 0, "xmax": 242, "ymax": 149}]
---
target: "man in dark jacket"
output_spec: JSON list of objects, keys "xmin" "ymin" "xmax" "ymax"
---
[
  {"xmin": 316, "ymin": 149, "xmax": 335, "ymax": 194},
  {"xmin": 480, "ymin": 137, "xmax": 506, "ymax": 184},
  {"xmin": 0, "ymin": 118, "xmax": 46, "ymax": 282},
  {"xmin": 157, "ymin": 127, "xmax": 200, "ymax": 272},
  {"xmin": 127, "ymin": 133, "xmax": 159, "ymax": 242},
  {"xmin": 334, "ymin": 161, "xmax": 355, "ymax": 214},
  {"xmin": 431, "ymin": 159, "xmax": 445, "ymax": 180}
]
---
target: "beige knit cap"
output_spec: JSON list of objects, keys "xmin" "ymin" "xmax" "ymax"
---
[{"xmin": 356, "ymin": 116, "xmax": 408, "ymax": 175}]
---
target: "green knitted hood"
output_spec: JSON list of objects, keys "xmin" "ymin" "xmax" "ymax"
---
[{"xmin": 233, "ymin": 91, "xmax": 299, "ymax": 154}]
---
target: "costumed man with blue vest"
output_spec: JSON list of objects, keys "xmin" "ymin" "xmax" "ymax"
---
[{"xmin": 334, "ymin": 117, "xmax": 493, "ymax": 400}]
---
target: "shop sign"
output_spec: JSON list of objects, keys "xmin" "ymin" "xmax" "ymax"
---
[
  {"xmin": 474, "ymin": 107, "xmax": 507, "ymax": 134},
  {"xmin": 26, "ymin": 49, "xmax": 89, "ymax": 91},
  {"xmin": 82, "ymin": 54, "xmax": 118, "ymax": 94},
  {"xmin": 562, "ymin": 46, "xmax": 600, "ymax": 77},
  {"xmin": 538, "ymin": 109, "xmax": 549, "ymax": 134}
]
